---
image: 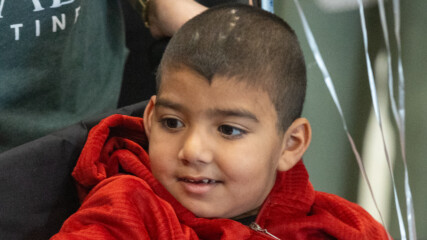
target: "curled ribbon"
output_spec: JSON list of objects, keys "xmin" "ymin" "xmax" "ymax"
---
[
  {"xmin": 286, "ymin": 1, "xmax": 416, "ymax": 238},
  {"xmin": 292, "ymin": 0, "xmax": 388, "ymax": 232},
  {"xmin": 378, "ymin": 0, "xmax": 416, "ymax": 239}
]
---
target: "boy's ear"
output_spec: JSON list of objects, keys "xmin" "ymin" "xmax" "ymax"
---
[
  {"xmin": 277, "ymin": 118, "xmax": 312, "ymax": 171},
  {"xmin": 143, "ymin": 96, "xmax": 157, "ymax": 139}
]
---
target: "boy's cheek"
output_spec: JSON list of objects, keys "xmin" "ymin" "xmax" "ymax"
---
[{"xmin": 149, "ymin": 139, "xmax": 177, "ymax": 164}]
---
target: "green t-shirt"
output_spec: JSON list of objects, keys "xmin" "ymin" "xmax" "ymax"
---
[{"xmin": 0, "ymin": 0, "xmax": 127, "ymax": 152}]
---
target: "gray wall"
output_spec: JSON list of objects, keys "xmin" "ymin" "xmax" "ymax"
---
[{"xmin": 275, "ymin": 1, "xmax": 426, "ymax": 238}]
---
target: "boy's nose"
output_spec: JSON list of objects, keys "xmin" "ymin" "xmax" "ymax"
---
[{"xmin": 178, "ymin": 129, "xmax": 213, "ymax": 166}]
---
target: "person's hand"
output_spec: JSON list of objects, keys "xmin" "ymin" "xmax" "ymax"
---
[{"xmin": 148, "ymin": 0, "xmax": 208, "ymax": 39}]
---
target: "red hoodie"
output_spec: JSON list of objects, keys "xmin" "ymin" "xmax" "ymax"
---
[{"xmin": 51, "ymin": 114, "xmax": 390, "ymax": 240}]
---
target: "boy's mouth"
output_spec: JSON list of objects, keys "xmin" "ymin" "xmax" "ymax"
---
[
  {"xmin": 178, "ymin": 177, "xmax": 221, "ymax": 184},
  {"xmin": 177, "ymin": 176, "xmax": 222, "ymax": 195}
]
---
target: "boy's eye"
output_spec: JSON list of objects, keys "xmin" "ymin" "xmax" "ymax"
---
[
  {"xmin": 161, "ymin": 118, "xmax": 184, "ymax": 129},
  {"xmin": 218, "ymin": 125, "xmax": 246, "ymax": 138}
]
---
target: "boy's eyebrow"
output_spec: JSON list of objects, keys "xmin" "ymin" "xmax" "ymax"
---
[
  {"xmin": 207, "ymin": 108, "xmax": 259, "ymax": 123},
  {"xmin": 155, "ymin": 98, "xmax": 259, "ymax": 122},
  {"xmin": 155, "ymin": 98, "xmax": 187, "ymax": 112}
]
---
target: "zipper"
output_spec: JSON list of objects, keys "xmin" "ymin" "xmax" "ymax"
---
[{"xmin": 249, "ymin": 222, "xmax": 281, "ymax": 240}]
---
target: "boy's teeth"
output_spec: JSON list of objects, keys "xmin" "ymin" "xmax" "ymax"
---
[{"xmin": 183, "ymin": 178, "xmax": 216, "ymax": 184}]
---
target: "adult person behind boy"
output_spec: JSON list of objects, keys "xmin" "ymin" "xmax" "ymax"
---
[
  {"xmin": 118, "ymin": 0, "xmax": 256, "ymax": 107},
  {"xmin": 51, "ymin": 4, "xmax": 390, "ymax": 239},
  {"xmin": 0, "ymin": 0, "xmax": 207, "ymax": 153}
]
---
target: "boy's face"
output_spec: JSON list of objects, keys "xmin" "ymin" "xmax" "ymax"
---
[{"xmin": 144, "ymin": 67, "xmax": 290, "ymax": 219}]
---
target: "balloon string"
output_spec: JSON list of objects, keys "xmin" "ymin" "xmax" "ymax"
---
[
  {"xmin": 357, "ymin": 0, "xmax": 408, "ymax": 238},
  {"xmin": 0, "ymin": 0, "xmax": 5, "ymax": 18},
  {"xmin": 292, "ymin": 0, "xmax": 389, "ymax": 237},
  {"xmin": 385, "ymin": 0, "xmax": 417, "ymax": 238}
]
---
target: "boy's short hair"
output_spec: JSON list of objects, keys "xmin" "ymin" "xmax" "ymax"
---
[{"xmin": 157, "ymin": 4, "xmax": 306, "ymax": 131}]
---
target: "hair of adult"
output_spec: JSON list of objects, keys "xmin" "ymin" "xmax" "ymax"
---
[{"xmin": 157, "ymin": 3, "xmax": 307, "ymax": 131}]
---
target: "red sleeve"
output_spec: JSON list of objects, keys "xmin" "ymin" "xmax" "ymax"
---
[{"xmin": 50, "ymin": 175, "xmax": 197, "ymax": 240}]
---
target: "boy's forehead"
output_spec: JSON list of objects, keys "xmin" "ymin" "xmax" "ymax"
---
[
  {"xmin": 159, "ymin": 65, "xmax": 268, "ymax": 94},
  {"xmin": 157, "ymin": 67, "xmax": 278, "ymax": 118}
]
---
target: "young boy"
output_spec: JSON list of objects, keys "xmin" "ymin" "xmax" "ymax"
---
[{"xmin": 52, "ymin": 4, "xmax": 389, "ymax": 239}]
